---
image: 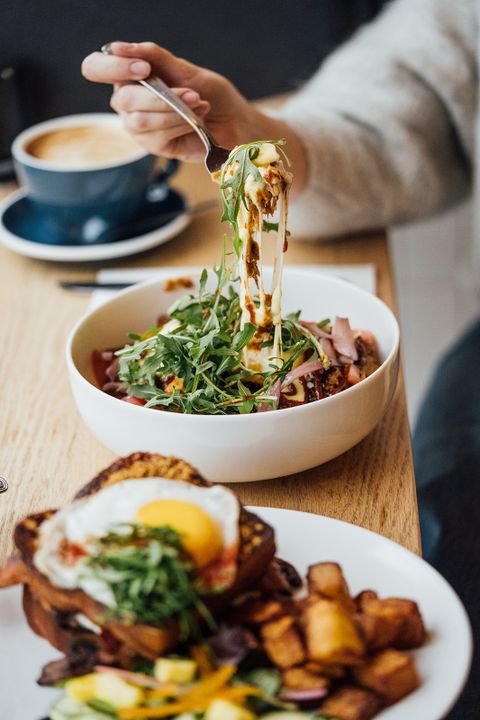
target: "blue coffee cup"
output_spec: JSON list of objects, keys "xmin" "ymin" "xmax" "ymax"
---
[{"xmin": 12, "ymin": 113, "xmax": 178, "ymax": 245}]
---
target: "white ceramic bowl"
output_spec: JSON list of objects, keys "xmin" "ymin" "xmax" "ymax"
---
[{"xmin": 66, "ymin": 268, "xmax": 400, "ymax": 482}]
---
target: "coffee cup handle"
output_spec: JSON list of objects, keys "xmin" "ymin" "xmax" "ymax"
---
[
  {"xmin": 145, "ymin": 159, "xmax": 179, "ymax": 203},
  {"xmin": 152, "ymin": 158, "xmax": 179, "ymax": 185}
]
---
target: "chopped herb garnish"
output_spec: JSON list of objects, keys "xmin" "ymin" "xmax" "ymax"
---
[{"xmin": 82, "ymin": 524, "xmax": 216, "ymax": 639}]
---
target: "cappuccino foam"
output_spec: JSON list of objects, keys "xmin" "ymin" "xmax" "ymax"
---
[{"xmin": 25, "ymin": 125, "xmax": 144, "ymax": 168}]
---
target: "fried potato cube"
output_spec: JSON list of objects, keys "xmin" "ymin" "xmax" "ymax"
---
[
  {"xmin": 307, "ymin": 562, "xmax": 355, "ymax": 611},
  {"xmin": 354, "ymin": 612, "xmax": 399, "ymax": 650},
  {"xmin": 357, "ymin": 594, "xmax": 426, "ymax": 649},
  {"xmin": 302, "ymin": 598, "xmax": 365, "ymax": 665},
  {"xmin": 304, "ymin": 660, "xmax": 346, "ymax": 679},
  {"xmin": 356, "ymin": 590, "xmax": 378, "ymax": 605},
  {"xmin": 235, "ymin": 598, "xmax": 287, "ymax": 625},
  {"xmin": 353, "ymin": 648, "xmax": 420, "ymax": 704},
  {"xmin": 320, "ymin": 685, "xmax": 382, "ymax": 720},
  {"xmin": 260, "ymin": 615, "xmax": 306, "ymax": 669},
  {"xmin": 282, "ymin": 666, "xmax": 331, "ymax": 692}
]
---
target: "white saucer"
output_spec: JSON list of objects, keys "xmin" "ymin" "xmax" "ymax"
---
[{"xmin": 0, "ymin": 188, "xmax": 190, "ymax": 263}]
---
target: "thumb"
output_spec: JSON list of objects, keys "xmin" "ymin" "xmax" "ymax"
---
[{"xmin": 108, "ymin": 41, "xmax": 199, "ymax": 87}]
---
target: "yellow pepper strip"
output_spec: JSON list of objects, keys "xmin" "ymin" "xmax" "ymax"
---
[
  {"xmin": 147, "ymin": 684, "xmax": 179, "ymax": 699},
  {"xmin": 181, "ymin": 664, "xmax": 237, "ymax": 700},
  {"xmin": 148, "ymin": 664, "xmax": 236, "ymax": 702},
  {"xmin": 190, "ymin": 644, "xmax": 215, "ymax": 676},
  {"xmin": 216, "ymin": 685, "xmax": 264, "ymax": 702},
  {"xmin": 139, "ymin": 327, "xmax": 161, "ymax": 341},
  {"xmin": 119, "ymin": 665, "xmax": 239, "ymax": 719},
  {"xmin": 118, "ymin": 698, "xmax": 208, "ymax": 719}
]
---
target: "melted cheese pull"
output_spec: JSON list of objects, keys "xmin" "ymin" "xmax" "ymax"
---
[{"xmin": 235, "ymin": 142, "xmax": 292, "ymax": 371}]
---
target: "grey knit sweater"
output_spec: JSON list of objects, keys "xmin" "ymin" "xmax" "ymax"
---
[{"xmin": 281, "ymin": 0, "xmax": 476, "ymax": 241}]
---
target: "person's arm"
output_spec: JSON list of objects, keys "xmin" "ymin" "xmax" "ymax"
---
[{"xmin": 280, "ymin": 0, "xmax": 475, "ymax": 238}]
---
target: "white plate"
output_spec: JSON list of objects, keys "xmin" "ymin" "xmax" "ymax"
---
[
  {"xmin": 0, "ymin": 188, "xmax": 190, "ymax": 263},
  {"xmin": 0, "ymin": 508, "xmax": 472, "ymax": 720}
]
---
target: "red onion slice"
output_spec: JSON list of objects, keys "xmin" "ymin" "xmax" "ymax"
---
[
  {"xmin": 332, "ymin": 316, "xmax": 358, "ymax": 361},
  {"xmin": 281, "ymin": 359, "xmax": 324, "ymax": 388},
  {"xmin": 279, "ymin": 687, "xmax": 330, "ymax": 703},
  {"xmin": 320, "ymin": 337, "xmax": 340, "ymax": 366},
  {"xmin": 94, "ymin": 666, "xmax": 165, "ymax": 688},
  {"xmin": 102, "ymin": 381, "xmax": 124, "ymax": 394},
  {"xmin": 105, "ymin": 358, "xmax": 119, "ymax": 382},
  {"xmin": 208, "ymin": 625, "xmax": 253, "ymax": 665},
  {"xmin": 301, "ymin": 320, "xmax": 332, "ymax": 339}
]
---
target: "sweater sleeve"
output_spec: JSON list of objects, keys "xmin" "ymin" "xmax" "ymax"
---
[{"xmin": 279, "ymin": 0, "xmax": 476, "ymax": 239}]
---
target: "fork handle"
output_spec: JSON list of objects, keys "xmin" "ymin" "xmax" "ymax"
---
[{"xmin": 139, "ymin": 76, "xmax": 215, "ymax": 153}]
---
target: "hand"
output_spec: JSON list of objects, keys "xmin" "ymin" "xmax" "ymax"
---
[
  {"xmin": 81, "ymin": 41, "xmax": 308, "ymax": 195},
  {"xmin": 82, "ymin": 41, "xmax": 266, "ymax": 162}
]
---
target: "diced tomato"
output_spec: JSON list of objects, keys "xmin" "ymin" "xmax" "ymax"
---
[
  {"xmin": 357, "ymin": 330, "xmax": 377, "ymax": 348},
  {"xmin": 58, "ymin": 539, "xmax": 87, "ymax": 566},
  {"xmin": 347, "ymin": 364, "xmax": 364, "ymax": 385},
  {"xmin": 123, "ymin": 396, "xmax": 146, "ymax": 406},
  {"xmin": 91, "ymin": 349, "xmax": 112, "ymax": 387}
]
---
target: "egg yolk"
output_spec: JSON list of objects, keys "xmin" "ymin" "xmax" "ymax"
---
[{"xmin": 136, "ymin": 500, "xmax": 223, "ymax": 569}]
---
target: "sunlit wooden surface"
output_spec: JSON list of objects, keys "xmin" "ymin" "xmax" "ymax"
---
[{"xmin": 0, "ymin": 155, "xmax": 420, "ymax": 563}]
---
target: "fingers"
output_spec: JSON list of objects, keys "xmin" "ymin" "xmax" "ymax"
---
[
  {"xmin": 110, "ymin": 81, "xmax": 211, "ymax": 149},
  {"xmin": 82, "ymin": 50, "xmax": 151, "ymax": 83},
  {"xmin": 107, "ymin": 41, "xmax": 198, "ymax": 86},
  {"xmin": 111, "ymin": 84, "xmax": 209, "ymax": 115},
  {"xmin": 119, "ymin": 106, "xmax": 210, "ymax": 135},
  {"xmin": 83, "ymin": 41, "xmax": 199, "ymax": 87},
  {"xmin": 119, "ymin": 100, "xmax": 209, "ymax": 137},
  {"xmin": 111, "ymin": 85, "xmax": 210, "ymax": 138}
]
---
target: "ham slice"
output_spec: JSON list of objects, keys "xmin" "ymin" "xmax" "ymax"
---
[{"xmin": 332, "ymin": 317, "xmax": 358, "ymax": 361}]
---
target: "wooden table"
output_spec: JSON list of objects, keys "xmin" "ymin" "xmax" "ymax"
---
[{"xmin": 0, "ymin": 162, "xmax": 420, "ymax": 564}]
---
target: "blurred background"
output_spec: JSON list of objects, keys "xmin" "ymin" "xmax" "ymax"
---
[
  {"xmin": 0, "ymin": 0, "xmax": 387, "ymax": 132},
  {"xmin": 0, "ymin": 0, "xmax": 476, "ymax": 422}
]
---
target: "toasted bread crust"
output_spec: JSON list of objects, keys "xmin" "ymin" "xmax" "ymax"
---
[
  {"xmin": 14, "ymin": 511, "xmax": 55, "ymax": 569},
  {"xmin": 75, "ymin": 452, "xmax": 207, "ymax": 499}
]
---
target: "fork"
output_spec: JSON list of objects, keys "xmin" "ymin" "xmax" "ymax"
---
[{"xmin": 101, "ymin": 43, "xmax": 231, "ymax": 174}]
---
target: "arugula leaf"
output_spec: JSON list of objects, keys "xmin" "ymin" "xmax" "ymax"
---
[
  {"xmin": 262, "ymin": 220, "xmax": 279, "ymax": 233},
  {"xmin": 114, "ymin": 263, "xmax": 326, "ymax": 415},
  {"xmin": 219, "ymin": 140, "xmax": 286, "ymax": 257}
]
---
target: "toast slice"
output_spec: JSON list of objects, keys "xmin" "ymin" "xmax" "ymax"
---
[{"xmin": 3, "ymin": 452, "xmax": 275, "ymax": 679}]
